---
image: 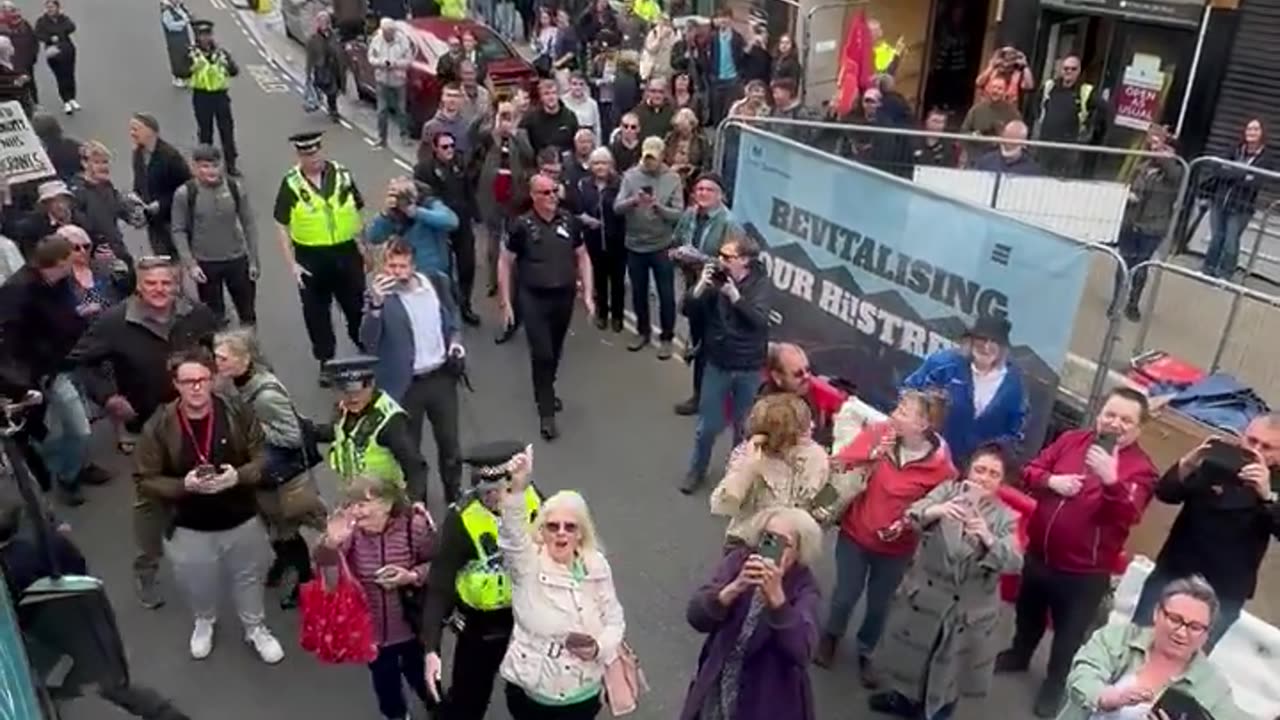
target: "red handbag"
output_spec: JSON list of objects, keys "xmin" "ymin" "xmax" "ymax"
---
[{"xmin": 298, "ymin": 559, "xmax": 379, "ymax": 664}]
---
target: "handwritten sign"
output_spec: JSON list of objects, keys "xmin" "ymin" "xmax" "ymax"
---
[{"xmin": 0, "ymin": 101, "xmax": 54, "ymax": 184}]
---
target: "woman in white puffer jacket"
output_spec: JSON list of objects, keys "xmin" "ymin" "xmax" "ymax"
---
[{"xmin": 498, "ymin": 448, "xmax": 626, "ymax": 720}]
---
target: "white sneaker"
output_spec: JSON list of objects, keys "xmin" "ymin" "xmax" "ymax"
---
[
  {"xmin": 62, "ymin": 101, "xmax": 72, "ymax": 115},
  {"xmin": 244, "ymin": 624, "xmax": 284, "ymax": 664},
  {"xmin": 69, "ymin": 99, "xmax": 81, "ymax": 110},
  {"xmin": 189, "ymin": 618, "xmax": 215, "ymax": 660},
  {"xmin": 172, "ymin": 77, "xmax": 186, "ymax": 88}
]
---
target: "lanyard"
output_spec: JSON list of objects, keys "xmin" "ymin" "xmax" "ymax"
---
[{"xmin": 178, "ymin": 407, "xmax": 215, "ymax": 466}]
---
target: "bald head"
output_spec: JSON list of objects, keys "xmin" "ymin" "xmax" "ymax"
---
[{"xmin": 768, "ymin": 342, "xmax": 812, "ymax": 394}]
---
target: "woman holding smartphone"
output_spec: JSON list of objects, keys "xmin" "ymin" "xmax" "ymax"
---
[
  {"xmin": 815, "ymin": 389, "xmax": 956, "ymax": 684},
  {"xmin": 316, "ymin": 474, "xmax": 437, "ymax": 720},
  {"xmin": 711, "ymin": 393, "xmax": 832, "ymax": 550},
  {"xmin": 499, "ymin": 448, "xmax": 627, "ymax": 719},
  {"xmin": 680, "ymin": 506, "xmax": 823, "ymax": 720},
  {"xmin": 869, "ymin": 444, "xmax": 1022, "ymax": 720}
]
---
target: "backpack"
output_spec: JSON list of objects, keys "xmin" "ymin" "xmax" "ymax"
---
[{"xmin": 181, "ymin": 178, "xmax": 244, "ymax": 237}]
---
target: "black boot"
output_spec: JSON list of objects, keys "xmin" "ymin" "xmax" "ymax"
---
[
  {"xmin": 495, "ymin": 322, "xmax": 520, "ymax": 344},
  {"xmin": 674, "ymin": 396, "xmax": 699, "ymax": 416},
  {"xmin": 460, "ymin": 305, "xmax": 481, "ymax": 326},
  {"xmin": 279, "ymin": 536, "xmax": 312, "ymax": 610},
  {"xmin": 266, "ymin": 541, "xmax": 289, "ymax": 588},
  {"xmin": 540, "ymin": 416, "xmax": 559, "ymax": 441}
]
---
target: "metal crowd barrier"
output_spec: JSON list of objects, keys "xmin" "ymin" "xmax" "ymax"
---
[
  {"xmin": 1134, "ymin": 155, "xmax": 1280, "ymax": 356},
  {"xmin": 712, "ymin": 118, "xmax": 1138, "ymax": 416},
  {"xmin": 1129, "ymin": 260, "xmax": 1280, "ymax": 402}
]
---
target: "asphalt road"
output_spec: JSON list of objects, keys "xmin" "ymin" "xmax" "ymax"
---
[{"xmin": 16, "ymin": 0, "xmax": 1047, "ymax": 717}]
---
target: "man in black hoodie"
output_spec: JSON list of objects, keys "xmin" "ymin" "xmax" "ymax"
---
[
  {"xmin": 679, "ymin": 231, "xmax": 769, "ymax": 493},
  {"xmin": 31, "ymin": 113, "xmax": 79, "ymax": 182},
  {"xmin": 416, "ymin": 130, "xmax": 480, "ymax": 326},
  {"xmin": 129, "ymin": 113, "xmax": 192, "ymax": 257}
]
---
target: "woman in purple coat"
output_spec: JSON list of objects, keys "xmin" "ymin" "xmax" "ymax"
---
[{"xmin": 681, "ymin": 506, "xmax": 822, "ymax": 720}]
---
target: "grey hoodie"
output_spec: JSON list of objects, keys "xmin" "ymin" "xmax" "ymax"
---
[{"xmin": 614, "ymin": 164, "xmax": 684, "ymax": 253}]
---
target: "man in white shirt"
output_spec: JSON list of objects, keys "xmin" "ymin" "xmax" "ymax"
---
[
  {"xmin": 367, "ymin": 18, "xmax": 414, "ymax": 147},
  {"xmin": 360, "ymin": 240, "xmax": 467, "ymax": 503}
]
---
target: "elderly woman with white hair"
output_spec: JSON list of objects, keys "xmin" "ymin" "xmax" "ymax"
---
[
  {"xmin": 499, "ymin": 448, "xmax": 627, "ymax": 720},
  {"xmin": 572, "ymin": 146, "xmax": 626, "ymax": 332},
  {"xmin": 0, "ymin": 34, "xmax": 33, "ymax": 111},
  {"xmin": 681, "ymin": 507, "xmax": 823, "ymax": 720},
  {"xmin": 1057, "ymin": 575, "xmax": 1245, "ymax": 720}
]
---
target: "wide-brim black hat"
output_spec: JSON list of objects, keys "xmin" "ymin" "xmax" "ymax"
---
[{"xmin": 964, "ymin": 316, "xmax": 1012, "ymax": 346}]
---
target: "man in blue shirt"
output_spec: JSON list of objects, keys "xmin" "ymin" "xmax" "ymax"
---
[
  {"xmin": 366, "ymin": 178, "xmax": 459, "ymax": 276},
  {"xmin": 706, "ymin": 9, "xmax": 744, "ymax": 126}
]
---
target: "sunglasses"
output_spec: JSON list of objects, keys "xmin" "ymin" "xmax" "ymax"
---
[
  {"xmin": 790, "ymin": 366, "xmax": 811, "ymax": 379},
  {"xmin": 71, "ymin": 243, "xmax": 91, "ymax": 251},
  {"xmin": 437, "ymin": 142, "xmax": 455, "ymax": 150},
  {"xmin": 176, "ymin": 376, "xmax": 211, "ymax": 387},
  {"xmin": 544, "ymin": 521, "xmax": 578, "ymax": 533},
  {"xmin": 621, "ymin": 123, "xmax": 639, "ymax": 129}
]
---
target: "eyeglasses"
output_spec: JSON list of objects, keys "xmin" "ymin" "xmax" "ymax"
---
[
  {"xmin": 437, "ymin": 142, "xmax": 455, "ymax": 150},
  {"xmin": 621, "ymin": 123, "xmax": 639, "ymax": 130},
  {"xmin": 544, "ymin": 521, "xmax": 579, "ymax": 533},
  {"xmin": 1159, "ymin": 606, "xmax": 1210, "ymax": 635},
  {"xmin": 175, "ymin": 376, "xmax": 211, "ymax": 388}
]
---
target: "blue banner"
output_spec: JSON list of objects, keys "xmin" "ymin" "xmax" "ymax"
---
[{"xmin": 732, "ymin": 127, "xmax": 1093, "ymax": 451}]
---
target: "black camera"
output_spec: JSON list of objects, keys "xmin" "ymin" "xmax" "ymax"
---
[{"xmin": 709, "ymin": 267, "xmax": 728, "ymax": 284}]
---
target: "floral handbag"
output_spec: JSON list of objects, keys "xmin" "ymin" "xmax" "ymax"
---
[{"xmin": 298, "ymin": 557, "xmax": 379, "ymax": 664}]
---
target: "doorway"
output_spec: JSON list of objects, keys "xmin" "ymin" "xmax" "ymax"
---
[{"xmin": 921, "ymin": 0, "xmax": 992, "ymax": 117}]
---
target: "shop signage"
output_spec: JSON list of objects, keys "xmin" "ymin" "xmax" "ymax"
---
[
  {"xmin": 1114, "ymin": 55, "xmax": 1167, "ymax": 130},
  {"xmin": 1043, "ymin": 0, "xmax": 1205, "ymax": 27}
]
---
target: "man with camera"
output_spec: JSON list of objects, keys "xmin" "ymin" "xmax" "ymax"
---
[
  {"xmin": 1130, "ymin": 414, "xmax": 1280, "ymax": 649},
  {"xmin": 360, "ymin": 240, "xmax": 466, "ymax": 504},
  {"xmin": 995, "ymin": 387, "xmax": 1158, "ymax": 717},
  {"xmin": 366, "ymin": 177, "xmax": 459, "ymax": 279},
  {"xmin": 680, "ymin": 231, "xmax": 770, "ymax": 495}
]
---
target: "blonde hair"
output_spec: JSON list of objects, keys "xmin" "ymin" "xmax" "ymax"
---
[
  {"xmin": 743, "ymin": 507, "xmax": 822, "ymax": 567},
  {"xmin": 214, "ymin": 327, "xmax": 265, "ymax": 366},
  {"xmin": 673, "ymin": 107, "xmax": 698, "ymax": 130},
  {"xmin": 536, "ymin": 490, "xmax": 603, "ymax": 555},
  {"xmin": 79, "ymin": 140, "xmax": 112, "ymax": 162},
  {"xmin": 746, "ymin": 393, "xmax": 811, "ymax": 455},
  {"xmin": 899, "ymin": 388, "xmax": 950, "ymax": 431}
]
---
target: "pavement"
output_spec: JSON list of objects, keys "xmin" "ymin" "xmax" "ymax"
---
[{"xmin": 8, "ymin": 1, "xmax": 1085, "ymax": 719}]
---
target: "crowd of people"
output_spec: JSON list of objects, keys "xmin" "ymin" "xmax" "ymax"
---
[{"xmin": 0, "ymin": 1, "xmax": 1276, "ymax": 720}]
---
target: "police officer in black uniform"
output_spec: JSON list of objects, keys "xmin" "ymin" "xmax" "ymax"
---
[
  {"xmin": 497, "ymin": 173, "xmax": 594, "ymax": 441},
  {"xmin": 421, "ymin": 441, "xmax": 541, "ymax": 720}
]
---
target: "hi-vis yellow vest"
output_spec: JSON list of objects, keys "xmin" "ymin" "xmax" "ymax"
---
[
  {"xmin": 285, "ymin": 163, "xmax": 362, "ymax": 247},
  {"xmin": 440, "ymin": 0, "xmax": 466, "ymax": 20},
  {"xmin": 189, "ymin": 48, "xmax": 232, "ymax": 92},
  {"xmin": 633, "ymin": 0, "xmax": 661, "ymax": 23},
  {"xmin": 455, "ymin": 487, "xmax": 541, "ymax": 611},
  {"xmin": 873, "ymin": 41, "xmax": 897, "ymax": 74},
  {"xmin": 327, "ymin": 392, "xmax": 407, "ymax": 496}
]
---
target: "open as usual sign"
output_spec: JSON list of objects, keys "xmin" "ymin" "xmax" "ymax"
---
[{"xmin": 0, "ymin": 101, "xmax": 55, "ymax": 185}]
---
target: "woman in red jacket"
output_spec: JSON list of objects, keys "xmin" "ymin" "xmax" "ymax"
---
[{"xmin": 814, "ymin": 390, "xmax": 958, "ymax": 687}]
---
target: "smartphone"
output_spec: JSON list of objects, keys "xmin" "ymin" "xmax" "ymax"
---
[
  {"xmin": 709, "ymin": 267, "xmax": 729, "ymax": 284},
  {"xmin": 811, "ymin": 483, "xmax": 840, "ymax": 510},
  {"xmin": 757, "ymin": 530, "xmax": 785, "ymax": 564},
  {"xmin": 1093, "ymin": 432, "xmax": 1118, "ymax": 454},
  {"xmin": 1153, "ymin": 687, "xmax": 1213, "ymax": 720},
  {"xmin": 194, "ymin": 464, "xmax": 217, "ymax": 480},
  {"xmin": 641, "ymin": 185, "xmax": 654, "ymax": 195},
  {"xmin": 564, "ymin": 632, "xmax": 595, "ymax": 650},
  {"xmin": 375, "ymin": 565, "xmax": 399, "ymax": 580}
]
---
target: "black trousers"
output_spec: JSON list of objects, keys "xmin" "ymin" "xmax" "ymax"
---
[
  {"xmin": 368, "ymin": 639, "xmax": 432, "ymax": 720},
  {"xmin": 295, "ymin": 242, "xmax": 367, "ymax": 361},
  {"xmin": 402, "ymin": 367, "xmax": 462, "ymax": 504},
  {"xmin": 588, "ymin": 241, "xmax": 626, "ymax": 324},
  {"xmin": 506, "ymin": 683, "xmax": 601, "ymax": 720},
  {"xmin": 450, "ymin": 223, "xmax": 477, "ymax": 310},
  {"xmin": 447, "ymin": 625, "xmax": 510, "ymax": 720},
  {"xmin": 192, "ymin": 90, "xmax": 238, "ymax": 168},
  {"xmin": 47, "ymin": 54, "xmax": 76, "ymax": 102},
  {"xmin": 146, "ymin": 223, "xmax": 177, "ymax": 257},
  {"xmin": 521, "ymin": 285, "xmax": 575, "ymax": 419},
  {"xmin": 688, "ymin": 309, "xmax": 707, "ymax": 397},
  {"xmin": 1009, "ymin": 554, "xmax": 1111, "ymax": 689},
  {"xmin": 196, "ymin": 255, "xmax": 257, "ymax": 326},
  {"xmin": 709, "ymin": 79, "xmax": 741, "ymax": 127}
]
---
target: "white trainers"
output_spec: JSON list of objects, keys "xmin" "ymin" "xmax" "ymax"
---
[
  {"xmin": 69, "ymin": 99, "xmax": 81, "ymax": 111},
  {"xmin": 189, "ymin": 618, "xmax": 215, "ymax": 660},
  {"xmin": 244, "ymin": 625, "xmax": 284, "ymax": 664},
  {"xmin": 62, "ymin": 101, "xmax": 72, "ymax": 115}
]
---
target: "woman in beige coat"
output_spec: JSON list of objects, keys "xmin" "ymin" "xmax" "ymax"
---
[
  {"xmin": 498, "ymin": 448, "xmax": 626, "ymax": 719},
  {"xmin": 870, "ymin": 443, "xmax": 1022, "ymax": 720},
  {"xmin": 711, "ymin": 393, "xmax": 833, "ymax": 550}
]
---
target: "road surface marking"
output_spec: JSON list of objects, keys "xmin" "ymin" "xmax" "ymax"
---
[
  {"xmin": 210, "ymin": 0, "xmax": 226, "ymax": 8},
  {"xmin": 394, "ymin": 158, "xmax": 413, "ymax": 171},
  {"xmin": 245, "ymin": 63, "xmax": 291, "ymax": 94},
  {"xmin": 364, "ymin": 137, "xmax": 378, "ymax": 147}
]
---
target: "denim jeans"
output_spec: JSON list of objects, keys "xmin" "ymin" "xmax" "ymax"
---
[
  {"xmin": 1117, "ymin": 225, "xmax": 1164, "ymax": 306},
  {"xmin": 494, "ymin": 1, "xmax": 522, "ymax": 42},
  {"xmin": 1131, "ymin": 564, "xmax": 1245, "ymax": 652},
  {"xmin": 627, "ymin": 248, "xmax": 676, "ymax": 342},
  {"xmin": 824, "ymin": 533, "xmax": 911, "ymax": 655},
  {"xmin": 687, "ymin": 363, "xmax": 759, "ymax": 478},
  {"xmin": 1203, "ymin": 203, "xmax": 1251, "ymax": 278},
  {"xmin": 38, "ymin": 373, "xmax": 91, "ymax": 489},
  {"xmin": 376, "ymin": 83, "xmax": 407, "ymax": 143}
]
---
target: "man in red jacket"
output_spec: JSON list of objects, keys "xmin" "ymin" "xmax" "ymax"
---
[{"xmin": 994, "ymin": 387, "xmax": 1157, "ymax": 718}]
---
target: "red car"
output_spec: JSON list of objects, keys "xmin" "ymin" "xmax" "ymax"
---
[{"xmin": 344, "ymin": 18, "xmax": 537, "ymax": 139}]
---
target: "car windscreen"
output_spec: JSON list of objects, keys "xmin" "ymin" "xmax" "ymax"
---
[{"xmin": 418, "ymin": 25, "xmax": 514, "ymax": 64}]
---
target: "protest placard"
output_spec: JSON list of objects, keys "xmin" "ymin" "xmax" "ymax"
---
[{"xmin": 0, "ymin": 101, "xmax": 55, "ymax": 185}]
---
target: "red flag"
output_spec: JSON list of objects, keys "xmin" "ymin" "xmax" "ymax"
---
[{"xmin": 834, "ymin": 9, "xmax": 874, "ymax": 117}]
